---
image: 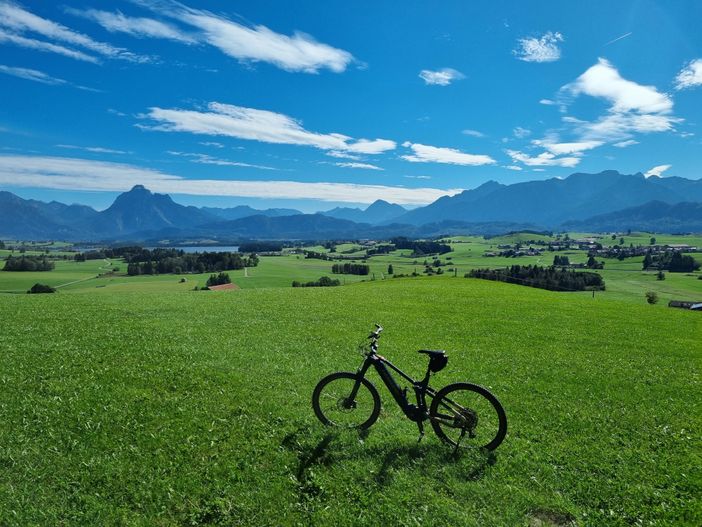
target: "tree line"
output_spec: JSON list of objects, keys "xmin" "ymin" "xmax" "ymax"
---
[
  {"xmin": 643, "ymin": 251, "xmax": 700, "ymax": 272},
  {"xmin": 331, "ymin": 263, "xmax": 370, "ymax": 275},
  {"xmin": 3, "ymin": 256, "xmax": 55, "ymax": 272},
  {"xmin": 292, "ymin": 276, "xmax": 341, "ymax": 288},
  {"xmin": 467, "ymin": 265, "xmax": 605, "ymax": 292},
  {"xmin": 391, "ymin": 237, "xmax": 452, "ymax": 255},
  {"xmin": 126, "ymin": 251, "xmax": 258, "ymax": 276}
]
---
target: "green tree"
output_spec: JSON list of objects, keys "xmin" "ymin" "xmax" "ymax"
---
[
  {"xmin": 650, "ymin": 237, "xmax": 656, "ymax": 245},
  {"xmin": 656, "ymin": 271, "xmax": 665, "ymax": 281},
  {"xmin": 645, "ymin": 291, "xmax": 659, "ymax": 304},
  {"xmin": 387, "ymin": 264, "xmax": 394, "ymax": 275},
  {"xmin": 642, "ymin": 253, "xmax": 652, "ymax": 270}
]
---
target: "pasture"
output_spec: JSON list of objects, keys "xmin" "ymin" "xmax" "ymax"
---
[{"xmin": 1, "ymin": 278, "xmax": 699, "ymax": 525}]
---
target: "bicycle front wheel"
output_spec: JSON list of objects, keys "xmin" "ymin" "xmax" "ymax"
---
[
  {"xmin": 429, "ymin": 382, "xmax": 507, "ymax": 451},
  {"xmin": 312, "ymin": 372, "xmax": 381, "ymax": 430}
]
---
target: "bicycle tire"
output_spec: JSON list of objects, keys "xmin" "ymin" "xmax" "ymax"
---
[
  {"xmin": 429, "ymin": 382, "xmax": 507, "ymax": 451},
  {"xmin": 312, "ymin": 372, "xmax": 381, "ymax": 430}
]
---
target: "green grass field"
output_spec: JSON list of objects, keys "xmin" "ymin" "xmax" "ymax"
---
[{"xmin": 1, "ymin": 278, "xmax": 699, "ymax": 526}]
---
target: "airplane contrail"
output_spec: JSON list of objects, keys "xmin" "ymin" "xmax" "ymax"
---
[{"xmin": 605, "ymin": 31, "xmax": 633, "ymax": 46}]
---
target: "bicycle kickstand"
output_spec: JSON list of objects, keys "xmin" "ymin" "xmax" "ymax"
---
[{"xmin": 416, "ymin": 419, "xmax": 425, "ymax": 443}]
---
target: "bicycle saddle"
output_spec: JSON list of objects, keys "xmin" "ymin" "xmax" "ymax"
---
[{"xmin": 417, "ymin": 349, "xmax": 446, "ymax": 357}]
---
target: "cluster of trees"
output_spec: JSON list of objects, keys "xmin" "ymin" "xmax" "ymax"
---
[
  {"xmin": 304, "ymin": 251, "xmax": 333, "ymax": 261},
  {"xmin": 3, "ymin": 256, "xmax": 55, "ymax": 271},
  {"xmin": 206, "ymin": 273, "xmax": 231, "ymax": 287},
  {"xmin": 27, "ymin": 283, "xmax": 55, "ymax": 294},
  {"xmin": 0, "ymin": 240, "xmax": 5, "ymax": 249},
  {"xmin": 331, "ymin": 263, "xmax": 370, "ymax": 275},
  {"xmin": 391, "ymin": 237, "xmax": 451, "ymax": 256},
  {"xmin": 643, "ymin": 251, "xmax": 700, "ymax": 272},
  {"xmin": 292, "ymin": 276, "xmax": 340, "ymax": 288},
  {"xmin": 467, "ymin": 265, "xmax": 605, "ymax": 292},
  {"xmin": 126, "ymin": 251, "xmax": 258, "ymax": 276},
  {"xmin": 553, "ymin": 255, "xmax": 570, "ymax": 266},
  {"xmin": 586, "ymin": 256, "xmax": 604, "ymax": 269},
  {"xmin": 366, "ymin": 245, "xmax": 394, "ymax": 256}
]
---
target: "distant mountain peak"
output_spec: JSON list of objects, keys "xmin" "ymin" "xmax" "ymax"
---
[{"xmin": 130, "ymin": 184, "xmax": 148, "ymax": 192}]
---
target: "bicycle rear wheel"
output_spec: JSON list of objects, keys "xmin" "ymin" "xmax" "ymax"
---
[
  {"xmin": 312, "ymin": 372, "xmax": 381, "ymax": 430},
  {"xmin": 429, "ymin": 382, "xmax": 507, "ymax": 451}
]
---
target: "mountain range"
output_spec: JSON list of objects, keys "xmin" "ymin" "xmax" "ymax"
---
[{"xmin": 1, "ymin": 171, "xmax": 701, "ymax": 241}]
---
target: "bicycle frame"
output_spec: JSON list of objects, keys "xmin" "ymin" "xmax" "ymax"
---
[{"xmin": 352, "ymin": 352, "xmax": 438, "ymax": 423}]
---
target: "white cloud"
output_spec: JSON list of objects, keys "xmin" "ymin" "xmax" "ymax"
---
[
  {"xmin": 334, "ymin": 162, "xmax": 383, "ymax": 171},
  {"xmin": 461, "ymin": 129, "xmax": 485, "ymax": 138},
  {"xmin": 539, "ymin": 99, "xmax": 556, "ymax": 105},
  {"xmin": 167, "ymin": 151, "xmax": 276, "ymax": 170},
  {"xmin": 131, "ymin": 1, "xmax": 353, "ymax": 73},
  {"xmin": 644, "ymin": 164, "xmax": 671, "ymax": 178},
  {"xmin": 198, "ymin": 141, "xmax": 224, "ymax": 148},
  {"xmin": 326, "ymin": 150, "xmax": 360, "ymax": 160},
  {"xmin": 0, "ymin": 2, "xmax": 149, "ymax": 62},
  {"xmin": 613, "ymin": 139, "xmax": 638, "ymax": 148},
  {"xmin": 419, "ymin": 68, "xmax": 465, "ymax": 86},
  {"xmin": 404, "ymin": 175, "xmax": 431, "ymax": 180},
  {"xmin": 141, "ymin": 102, "xmax": 396, "ymax": 154},
  {"xmin": 506, "ymin": 149, "xmax": 580, "ymax": 168},
  {"xmin": 0, "ymin": 154, "xmax": 462, "ymax": 205},
  {"xmin": 564, "ymin": 58, "xmax": 672, "ymax": 114},
  {"xmin": 57, "ymin": 144, "xmax": 129, "ymax": 154},
  {"xmin": 513, "ymin": 126, "xmax": 531, "ymax": 138},
  {"xmin": 65, "ymin": 8, "xmax": 196, "ymax": 43},
  {"xmin": 531, "ymin": 139, "xmax": 603, "ymax": 155},
  {"xmin": 502, "ymin": 165, "xmax": 523, "ymax": 171},
  {"xmin": 401, "ymin": 142, "xmax": 495, "ymax": 166},
  {"xmin": 551, "ymin": 58, "xmax": 680, "ymax": 147},
  {"xmin": 513, "ymin": 31, "xmax": 563, "ymax": 62},
  {"xmin": 674, "ymin": 59, "xmax": 702, "ymax": 90}
]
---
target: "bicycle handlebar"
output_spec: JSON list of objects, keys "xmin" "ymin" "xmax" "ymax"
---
[{"xmin": 368, "ymin": 324, "xmax": 383, "ymax": 340}]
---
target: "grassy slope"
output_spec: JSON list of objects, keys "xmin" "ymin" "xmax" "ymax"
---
[{"xmin": 1, "ymin": 278, "xmax": 699, "ymax": 526}]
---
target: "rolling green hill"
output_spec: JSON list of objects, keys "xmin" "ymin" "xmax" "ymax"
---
[{"xmin": 1, "ymin": 278, "xmax": 699, "ymax": 526}]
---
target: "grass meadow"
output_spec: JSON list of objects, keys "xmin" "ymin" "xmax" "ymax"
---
[{"xmin": 1, "ymin": 278, "xmax": 700, "ymax": 526}]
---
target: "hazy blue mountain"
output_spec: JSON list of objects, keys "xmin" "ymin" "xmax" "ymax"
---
[
  {"xmin": 202, "ymin": 205, "xmax": 302, "ymax": 221},
  {"xmin": 320, "ymin": 199, "xmax": 406, "ymax": 224},
  {"xmin": 89, "ymin": 185, "xmax": 215, "ymax": 236},
  {"xmin": 562, "ymin": 201, "xmax": 702, "ymax": 232},
  {"xmin": 0, "ymin": 191, "xmax": 82, "ymax": 239},
  {"xmin": 395, "ymin": 171, "xmax": 702, "ymax": 227}
]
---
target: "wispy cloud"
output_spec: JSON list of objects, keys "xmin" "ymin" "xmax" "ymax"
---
[
  {"xmin": 502, "ymin": 165, "xmax": 523, "ymax": 171},
  {"xmin": 0, "ymin": 154, "xmax": 462, "ymax": 205},
  {"xmin": 604, "ymin": 31, "xmax": 632, "ymax": 46},
  {"xmin": 539, "ymin": 98, "xmax": 556, "ymax": 105},
  {"xmin": 401, "ymin": 142, "xmax": 495, "ymax": 166},
  {"xmin": 461, "ymin": 129, "xmax": 485, "ymax": 138},
  {"xmin": 0, "ymin": 28, "xmax": 98, "ymax": 63},
  {"xmin": 531, "ymin": 139, "xmax": 603, "ymax": 155},
  {"xmin": 65, "ymin": 8, "xmax": 196, "ymax": 43},
  {"xmin": 613, "ymin": 139, "xmax": 638, "ymax": 148},
  {"xmin": 0, "ymin": 1, "xmax": 150, "ymax": 63},
  {"xmin": 57, "ymin": 144, "xmax": 129, "ymax": 154},
  {"xmin": 513, "ymin": 31, "xmax": 563, "ymax": 62},
  {"xmin": 506, "ymin": 149, "xmax": 580, "ymax": 168},
  {"xmin": 644, "ymin": 164, "xmax": 671, "ymax": 178},
  {"xmin": 115, "ymin": 1, "xmax": 355, "ymax": 73},
  {"xmin": 674, "ymin": 59, "xmax": 702, "ymax": 90},
  {"xmin": 198, "ymin": 141, "xmax": 224, "ymax": 148},
  {"xmin": 334, "ymin": 162, "xmax": 382, "ymax": 170},
  {"xmin": 141, "ymin": 102, "xmax": 396, "ymax": 154},
  {"xmin": 513, "ymin": 126, "xmax": 531, "ymax": 138},
  {"xmin": 0, "ymin": 65, "xmax": 100, "ymax": 91},
  {"xmin": 167, "ymin": 151, "xmax": 276, "ymax": 170},
  {"xmin": 326, "ymin": 150, "xmax": 360, "ymax": 160},
  {"xmin": 419, "ymin": 68, "xmax": 465, "ymax": 86}
]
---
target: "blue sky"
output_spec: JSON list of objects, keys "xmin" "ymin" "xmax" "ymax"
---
[{"xmin": 0, "ymin": 0, "xmax": 700, "ymax": 212}]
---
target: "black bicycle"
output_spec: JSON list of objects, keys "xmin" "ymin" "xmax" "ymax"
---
[{"xmin": 312, "ymin": 324, "xmax": 507, "ymax": 451}]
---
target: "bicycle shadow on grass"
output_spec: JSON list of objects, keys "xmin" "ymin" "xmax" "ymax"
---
[{"xmin": 281, "ymin": 424, "xmax": 497, "ymax": 490}]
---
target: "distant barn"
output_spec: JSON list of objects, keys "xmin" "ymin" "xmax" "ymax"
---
[{"xmin": 668, "ymin": 300, "xmax": 702, "ymax": 310}]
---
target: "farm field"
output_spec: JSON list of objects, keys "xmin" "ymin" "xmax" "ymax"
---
[
  {"xmin": 0, "ymin": 278, "xmax": 700, "ymax": 526},
  {"xmin": 2, "ymin": 232, "xmax": 700, "ymax": 306}
]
